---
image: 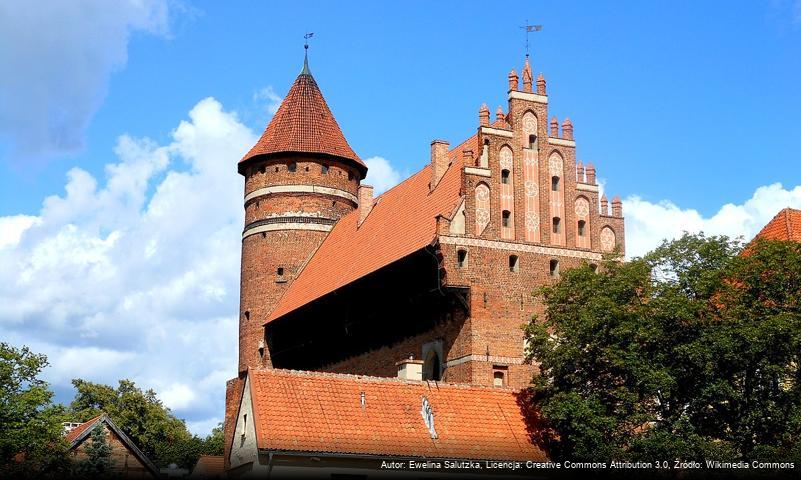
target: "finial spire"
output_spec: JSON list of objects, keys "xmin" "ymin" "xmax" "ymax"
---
[
  {"xmin": 519, "ymin": 23, "xmax": 542, "ymax": 59},
  {"xmin": 301, "ymin": 32, "xmax": 314, "ymax": 75}
]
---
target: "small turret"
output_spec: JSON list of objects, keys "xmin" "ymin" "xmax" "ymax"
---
[
  {"xmin": 576, "ymin": 161, "xmax": 585, "ymax": 182},
  {"xmin": 508, "ymin": 69, "xmax": 519, "ymax": 92},
  {"xmin": 495, "ymin": 106, "xmax": 505, "ymax": 124},
  {"xmin": 522, "ymin": 59, "xmax": 533, "ymax": 93},
  {"xmin": 612, "ymin": 196, "xmax": 623, "ymax": 217},
  {"xmin": 585, "ymin": 163, "xmax": 596, "ymax": 184},
  {"xmin": 562, "ymin": 118, "xmax": 573, "ymax": 141},
  {"xmin": 536, "ymin": 73, "xmax": 546, "ymax": 95},
  {"xmin": 550, "ymin": 116, "xmax": 559, "ymax": 137},
  {"xmin": 600, "ymin": 194, "xmax": 609, "ymax": 215},
  {"xmin": 479, "ymin": 104, "xmax": 490, "ymax": 126}
]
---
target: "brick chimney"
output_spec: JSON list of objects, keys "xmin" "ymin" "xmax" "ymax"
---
[
  {"xmin": 396, "ymin": 357, "xmax": 424, "ymax": 381},
  {"xmin": 430, "ymin": 140, "xmax": 450, "ymax": 191},
  {"xmin": 358, "ymin": 184, "xmax": 374, "ymax": 226}
]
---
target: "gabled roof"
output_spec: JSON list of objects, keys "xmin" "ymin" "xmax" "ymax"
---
[
  {"xmin": 266, "ymin": 142, "xmax": 468, "ymax": 323},
  {"xmin": 247, "ymin": 368, "xmax": 545, "ymax": 461},
  {"xmin": 240, "ymin": 66, "xmax": 366, "ymax": 176},
  {"xmin": 191, "ymin": 455, "xmax": 224, "ymax": 478},
  {"xmin": 753, "ymin": 208, "xmax": 801, "ymax": 242},
  {"xmin": 66, "ymin": 414, "xmax": 160, "ymax": 477}
]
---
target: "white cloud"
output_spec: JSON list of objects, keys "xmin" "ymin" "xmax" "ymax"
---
[
  {"xmin": 364, "ymin": 156, "xmax": 402, "ymax": 194},
  {"xmin": 623, "ymin": 183, "xmax": 801, "ymax": 258},
  {"xmin": 253, "ymin": 86, "xmax": 283, "ymax": 116},
  {"xmin": 0, "ymin": 97, "xmax": 253, "ymax": 434},
  {"xmin": 0, "ymin": 0, "xmax": 170, "ymax": 164}
]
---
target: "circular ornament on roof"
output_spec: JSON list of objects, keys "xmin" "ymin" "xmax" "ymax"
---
[
  {"xmin": 524, "ymin": 181, "xmax": 539, "ymax": 197},
  {"xmin": 549, "ymin": 154, "xmax": 563, "ymax": 176},
  {"xmin": 499, "ymin": 148, "xmax": 513, "ymax": 170},
  {"xmin": 525, "ymin": 212, "xmax": 540, "ymax": 231},
  {"xmin": 600, "ymin": 226, "xmax": 616, "ymax": 252},
  {"xmin": 575, "ymin": 198, "xmax": 590, "ymax": 217}
]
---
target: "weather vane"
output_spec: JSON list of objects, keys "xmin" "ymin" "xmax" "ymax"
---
[
  {"xmin": 304, "ymin": 32, "xmax": 314, "ymax": 50},
  {"xmin": 519, "ymin": 22, "xmax": 542, "ymax": 58}
]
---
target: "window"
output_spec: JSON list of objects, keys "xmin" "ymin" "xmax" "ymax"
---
[
  {"xmin": 244, "ymin": 311, "xmax": 250, "ymax": 321},
  {"xmin": 528, "ymin": 134, "xmax": 537, "ymax": 148},
  {"xmin": 550, "ymin": 259, "xmax": 559, "ymax": 277},
  {"xmin": 590, "ymin": 263, "xmax": 598, "ymax": 273},
  {"xmin": 551, "ymin": 176, "xmax": 560, "ymax": 191},
  {"xmin": 501, "ymin": 169, "xmax": 510, "ymax": 184},
  {"xmin": 277, "ymin": 267, "xmax": 284, "ymax": 276},
  {"xmin": 423, "ymin": 350, "xmax": 441, "ymax": 381},
  {"xmin": 502, "ymin": 210, "xmax": 511, "ymax": 227},
  {"xmin": 348, "ymin": 171, "xmax": 354, "ymax": 181},
  {"xmin": 259, "ymin": 165, "xmax": 265, "ymax": 174},
  {"xmin": 578, "ymin": 220, "xmax": 586, "ymax": 236},
  {"xmin": 274, "ymin": 166, "xmax": 279, "ymax": 172},
  {"xmin": 322, "ymin": 164, "xmax": 329, "ymax": 175},
  {"xmin": 288, "ymin": 162, "xmax": 297, "ymax": 172},
  {"xmin": 457, "ymin": 249, "xmax": 468, "ymax": 268},
  {"xmin": 493, "ymin": 371, "xmax": 506, "ymax": 387},
  {"xmin": 509, "ymin": 255, "xmax": 519, "ymax": 273},
  {"xmin": 552, "ymin": 217, "xmax": 561, "ymax": 234}
]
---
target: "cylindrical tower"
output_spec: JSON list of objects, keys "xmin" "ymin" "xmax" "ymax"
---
[{"xmin": 236, "ymin": 57, "xmax": 367, "ymax": 373}]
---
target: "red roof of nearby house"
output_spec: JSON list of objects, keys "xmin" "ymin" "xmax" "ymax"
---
[
  {"xmin": 240, "ymin": 68, "xmax": 365, "ymax": 174},
  {"xmin": 753, "ymin": 208, "xmax": 801, "ymax": 242},
  {"xmin": 65, "ymin": 414, "xmax": 103, "ymax": 444},
  {"xmin": 246, "ymin": 368, "xmax": 546, "ymax": 461},
  {"xmin": 191, "ymin": 455, "xmax": 224, "ymax": 477},
  {"xmin": 265, "ymin": 142, "xmax": 467, "ymax": 323}
]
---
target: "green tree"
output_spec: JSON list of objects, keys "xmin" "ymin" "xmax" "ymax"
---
[
  {"xmin": 0, "ymin": 343, "xmax": 69, "ymax": 477},
  {"xmin": 524, "ymin": 234, "xmax": 801, "ymax": 462},
  {"xmin": 77, "ymin": 424, "xmax": 112, "ymax": 477},
  {"xmin": 68, "ymin": 378, "xmax": 218, "ymax": 469}
]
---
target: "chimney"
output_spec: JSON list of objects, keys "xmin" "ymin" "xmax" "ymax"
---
[
  {"xmin": 479, "ymin": 104, "xmax": 490, "ymax": 126},
  {"xmin": 462, "ymin": 149, "xmax": 474, "ymax": 166},
  {"xmin": 430, "ymin": 140, "xmax": 450, "ymax": 191},
  {"xmin": 508, "ymin": 69, "xmax": 519, "ymax": 92},
  {"xmin": 585, "ymin": 163, "xmax": 596, "ymax": 184},
  {"xmin": 536, "ymin": 73, "xmax": 546, "ymax": 95},
  {"xmin": 612, "ymin": 196, "xmax": 623, "ymax": 217},
  {"xmin": 550, "ymin": 116, "xmax": 559, "ymax": 137},
  {"xmin": 358, "ymin": 185, "xmax": 374, "ymax": 226},
  {"xmin": 396, "ymin": 356, "xmax": 424, "ymax": 381},
  {"xmin": 562, "ymin": 118, "xmax": 574, "ymax": 140}
]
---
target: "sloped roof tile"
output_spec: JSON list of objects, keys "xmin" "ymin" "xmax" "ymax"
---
[{"xmin": 753, "ymin": 208, "xmax": 801, "ymax": 242}]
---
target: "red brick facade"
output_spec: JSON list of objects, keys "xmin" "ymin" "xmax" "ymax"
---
[{"xmin": 225, "ymin": 56, "xmax": 625, "ymax": 464}]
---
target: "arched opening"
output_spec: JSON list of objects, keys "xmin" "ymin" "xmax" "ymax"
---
[
  {"xmin": 509, "ymin": 255, "xmax": 519, "ymax": 273},
  {"xmin": 288, "ymin": 162, "xmax": 297, "ymax": 172},
  {"xmin": 502, "ymin": 210, "xmax": 512, "ymax": 227},
  {"xmin": 457, "ymin": 249, "xmax": 468, "ymax": 268},
  {"xmin": 321, "ymin": 164, "xmax": 329, "ymax": 175},
  {"xmin": 552, "ymin": 217, "xmax": 561, "ymax": 234},
  {"xmin": 493, "ymin": 370, "xmax": 506, "ymax": 387},
  {"xmin": 528, "ymin": 134, "xmax": 537, "ymax": 148},
  {"xmin": 551, "ymin": 176, "xmax": 560, "ymax": 191},
  {"xmin": 578, "ymin": 220, "xmax": 586, "ymax": 236},
  {"xmin": 501, "ymin": 169, "xmax": 510, "ymax": 184},
  {"xmin": 550, "ymin": 259, "xmax": 559, "ymax": 277},
  {"xmin": 424, "ymin": 350, "xmax": 441, "ymax": 381}
]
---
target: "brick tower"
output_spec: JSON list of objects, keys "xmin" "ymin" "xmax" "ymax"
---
[{"xmin": 235, "ymin": 53, "xmax": 367, "ymax": 373}]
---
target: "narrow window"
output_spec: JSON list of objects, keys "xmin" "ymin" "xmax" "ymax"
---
[
  {"xmin": 321, "ymin": 164, "xmax": 329, "ymax": 175},
  {"xmin": 578, "ymin": 220, "xmax": 586, "ymax": 236},
  {"xmin": 424, "ymin": 350, "xmax": 441, "ymax": 381},
  {"xmin": 502, "ymin": 210, "xmax": 511, "ymax": 227},
  {"xmin": 551, "ymin": 176, "xmax": 560, "ymax": 191},
  {"xmin": 528, "ymin": 134, "xmax": 537, "ymax": 148},
  {"xmin": 590, "ymin": 263, "xmax": 598, "ymax": 273},
  {"xmin": 550, "ymin": 259, "xmax": 559, "ymax": 277},
  {"xmin": 274, "ymin": 166, "xmax": 279, "ymax": 173},
  {"xmin": 552, "ymin": 217, "xmax": 561, "ymax": 234},
  {"xmin": 244, "ymin": 311, "xmax": 250, "ymax": 321},
  {"xmin": 457, "ymin": 249, "xmax": 468, "ymax": 268},
  {"xmin": 288, "ymin": 162, "xmax": 297, "ymax": 172},
  {"xmin": 493, "ymin": 371, "xmax": 506, "ymax": 387},
  {"xmin": 277, "ymin": 267, "xmax": 284, "ymax": 276},
  {"xmin": 509, "ymin": 255, "xmax": 519, "ymax": 273},
  {"xmin": 501, "ymin": 169, "xmax": 510, "ymax": 184},
  {"xmin": 348, "ymin": 171, "xmax": 354, "ymax": 181},
  {"xmin": 259, "ymin": 165, "xmax": 265, "ymax": 174}
]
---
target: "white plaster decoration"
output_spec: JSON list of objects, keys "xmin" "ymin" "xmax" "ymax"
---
[
  {"xmin": 548, "ymin": 137, "xmax": 577, "ymax": 148},
  {"xmin": 576, "ymin": 183, "xmax": 599, "ymax": 193},
  {"xmin": 548, "ymin": 154, "xmax": 563, "ymax": 176},
  {"xmin": 475, "ymin": 183, "xmax": 491, "ymax": 235},
  {"xmin": 574, "ymin": 198, "xmax": 590, "ymax": 217},
  {"xmin": 525, "ymin": 212, "xmax": 540, "ymax": 231},
  {"xmin": 480, "ymin": 126, "xmax": 514, "ymax": 138},
  {"xmin": 439, "ymin": 235, "xmax": 603, "ymax": 261},
  {"xmin": 245, "ymin": 185, "xmax": 358, "ymax": 203},
  {"xmin": 508, "ymin": 90, "xmax": 548, "ymax": 104},
  {"xmin": 524, "ymin": 180, "xmax": 539, "ymax": 197},
  {"xmin": 499, "ymin": 148, "xmax": 513, "ymax": 170},
  {"xmin": 464, "ymin": 167, "xmax": 491, "ymax": 177},
  {"xmin": 600, "ymin": 226, "xmax": 616, "ymax": 252},
  {"xmin": 242, "ymin": 222, "xmax": 332, "ymax": 239},
  {"xmin": 522, "ymin": 114, "xmax": 537, "ymax": 135}
]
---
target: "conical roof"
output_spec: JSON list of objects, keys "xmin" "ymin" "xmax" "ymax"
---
[{"xmin": 240, "ymin": 65, "xmax": 366, "ymax": 176}]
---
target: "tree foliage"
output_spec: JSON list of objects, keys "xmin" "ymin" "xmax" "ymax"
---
[
  {"xmin": 0, "ymin": 343, "xmax": 69, "ymax": 477},
  {"xmin": 68, "ymin": 378, "xmax": 222, "ymax": 468},
  {"xmin": 524, "ymin": 234, "xmax": 801, "ymax": 462},
  {"xmin": 77, "ymin": 424, "xmax": 112, "ymax": 477}
]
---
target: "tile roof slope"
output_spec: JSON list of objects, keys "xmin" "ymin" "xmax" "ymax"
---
[
  {"xmin": 65, "ymin": 414, "xmax": 103, "ymax": 444},
  {"xmin": 753, "ymin": 208, "xmax": 801, "ymax": 242},
  {"xmin": 248, "ymin": 368, "xmax": 545, "ymax": 460},
  {"xmin": 266, "ymin": 139, "xmax": 473, "ymax": 323},
  {"xmin": 191, "ymin": 455, "xmax": 224, "ymax": 477},
  {"xmin": 240, "ymin": 70, "xmax": 366, "ymax": 173}
]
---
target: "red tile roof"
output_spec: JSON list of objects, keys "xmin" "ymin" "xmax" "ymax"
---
[
  {"xmin": 240, "ymin": 69, "xmax": 366, "ymax": 175},
  {"xmin": 191, "ymin": 455, "xmax": 224, "ymax": 477},
  {"xmin": 247, "ymin": 368, "xmax": 545, "ymax": 461},
  {"xmin": 65, "ymin": 414, "xmax": 103, "ymax": 444},
  {"xmin": 753, "ymin": 208, "xmax": 801, "ymax": 242},
  {"xmin": 266, "ymin": 142, "xmax": 468, "ymax": 323}
]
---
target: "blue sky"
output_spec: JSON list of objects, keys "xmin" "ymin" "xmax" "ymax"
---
[{"xmin": 0, "ymin": 1, "xmax": 800, "ymax": 435}]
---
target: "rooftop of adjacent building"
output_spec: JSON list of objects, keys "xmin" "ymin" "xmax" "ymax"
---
[{"xmin": 753, "ymin": 207, "xmax": 801, "ymax": 242}]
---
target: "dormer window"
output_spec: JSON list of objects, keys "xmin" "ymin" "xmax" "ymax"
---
[
  {"xmin": 551, "ymin": 176, "xmax": 560, "ymax": 191},
  {"xmin": 501, "ymin": 169, "xmax": 510, "ymax": 184},
  {"xmin": 288, "ymin": 162, "xmax": 297, "ymax": 172},
  {"xmin": 502, "ymin": 210, "xmax": 511, "ymax": 227}
]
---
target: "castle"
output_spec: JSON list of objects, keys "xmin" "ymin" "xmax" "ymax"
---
[{"xmin": 224, "ymin": 51, "xmax": 625, "ymax": 475}]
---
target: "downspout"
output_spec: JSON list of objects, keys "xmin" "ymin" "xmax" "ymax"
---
[{"xmin": 266, "ymin": 451, "xmax": 274, "ymax": 478}]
